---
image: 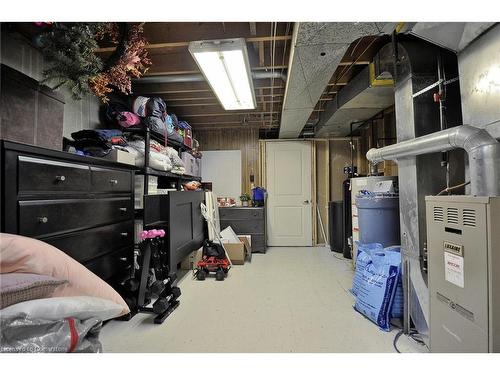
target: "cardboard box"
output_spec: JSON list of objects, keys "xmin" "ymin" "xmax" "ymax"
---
[
  {"xmin": 224, "ymin": 236, "xmax": 252, "ymax": 265},
  {"xmin": 240, "ymin": 235, "xmax": 252, "ymax": 248},
  {"xmin": 104, "ymin": 149, "xmax": 136, "ymax": 166},
  {"xmin": 180, "ymin": 247, "xmax": 203, "ymax": 270}
]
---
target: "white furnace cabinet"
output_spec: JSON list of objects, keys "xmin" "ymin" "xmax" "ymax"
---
[{"xmin": 426, "ymin": 196, "xmax": 500, "ymax": 352}]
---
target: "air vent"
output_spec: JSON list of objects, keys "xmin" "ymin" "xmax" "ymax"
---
[
  {"xmin": 463, "ymin": 209, "xmax": 476, "ymax": 227},
  {"xmin": 433, "ymin": 206, "xmax": 444, "ymax": 222},
  {"xmin": 447, "ymin": 207, "xmax": 459, "ymax": 225}
]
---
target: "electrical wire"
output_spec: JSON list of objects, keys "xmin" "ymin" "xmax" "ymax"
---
[
  {"xmin": 332, "ymin": 252, "xmax": 353, "ymax": 263},
  {"xmin": 436, "ymin": 181, "xmax": 471, "ymax": 196},
  {"xmin": 330, "ymin": 36, "xmax": 381, "ymax": 94},
  {"xmin": 268, "ymin": 22, "xmax": 277, "ymax": 128},
  {"xmin": 393, "ymin": 328, "xmax": 427, "ymax": 353},
  {"xmin": 273, "ymin": 22, "xmax": 291, "ymax": 130},
  {"xmin": 393, "ymin": 330, "xmax": 404, "ymax": 353},
  {"xmin": 280, "ymin": 22, "xmax": 291, "ymax": 76}
]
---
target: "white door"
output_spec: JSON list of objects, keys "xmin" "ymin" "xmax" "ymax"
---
[{"xmin": 266, "ymin": 141, "xmax": 313, "ymax": 246}]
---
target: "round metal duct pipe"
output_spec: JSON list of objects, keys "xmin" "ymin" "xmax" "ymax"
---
[
  {"xmin": 367, "ymin": 125, "xmax": 500, "ymax": 196},
  {"xmin": 134, "ymin": 71, "xmax": 287, "ymax": 84}
]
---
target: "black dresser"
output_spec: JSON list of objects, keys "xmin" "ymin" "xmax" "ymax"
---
[
  {"xmin": 219, "ymin": 206, "xmax": 266, "ymax": 253},
  {"xmin": 0, "ymin": 140, "xmax": 136, "ymax": 284}
]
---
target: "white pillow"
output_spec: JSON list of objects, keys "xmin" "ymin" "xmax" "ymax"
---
[{"xmin": 0, "ymin": 296, "xmax": 124, "ymax": 322}]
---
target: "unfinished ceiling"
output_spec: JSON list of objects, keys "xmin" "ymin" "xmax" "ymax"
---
[
  {"xmin": 101, "ymin": 22, "xmax": 397, "ymax": 136},
  {"xmin": 117, "ymin": 22, "xmax": 294, "ymax": 131},
  {"xmin": 279, "ymin": 22, "xmax": 397, "ymax": 138},
  {"xmin": 5, "ymin": 22, "xmax": 401, "ymax": 137}
]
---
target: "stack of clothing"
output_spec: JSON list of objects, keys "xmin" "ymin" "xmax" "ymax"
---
[{"xmin": 70, "ymin": 129, "xmax": 128, "ymax": 158}]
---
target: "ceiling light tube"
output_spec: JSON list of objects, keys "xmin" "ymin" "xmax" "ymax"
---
[{"xmin": 188, "ymin": 38, "xmax": 257, "ymax": 110}]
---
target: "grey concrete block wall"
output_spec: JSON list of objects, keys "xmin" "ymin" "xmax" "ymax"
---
[{"xmin": 1, "ymin": 30, "xmax": 101, "ymax": 138}]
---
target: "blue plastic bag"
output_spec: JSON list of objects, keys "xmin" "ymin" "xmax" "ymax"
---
[
  {"xmin": 353, "ymin": 248, "xmax": 402, "ymax": 331},
  {"xmin": 385, "ymin": 246, "xmax": 403, "ymax": 319},
  {"xmin": 351, "ymin": 242, "xmax": 383, "ymax": 297}
]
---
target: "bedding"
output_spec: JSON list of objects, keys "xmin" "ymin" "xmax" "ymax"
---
[
  {"xmin": 0, "ymin": 233, "xmax": 129, "ymax": 315},
  {"xmin": 0, "ymin": 273, "xmax": 67, "ymax": 309},
  {"xmin": 126, "ymin": 139, "xmax": 173, "ymax": 171}
]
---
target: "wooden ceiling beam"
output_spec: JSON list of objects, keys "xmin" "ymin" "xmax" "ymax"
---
[
  {"xmin": 195, "ymin": 125, "xmax": 279, "ymax": 131},
  {"xmin": 95, "ymin": 35, "xmax": 292, "ymax": 53},
  {"xmin": 258, "ymin": 41, "xmax": 265, "ymax": 67},
  {"xmin": 134, "ymin": 84, "xmax": 285, "ymax": 95},
  {"xmin": 143, "ymin": 22, "xmax": 289, "ymax": 43},
  {"xmin": 112, "ymin": 43, "xmax": 289, "ymax": 75},
  {"xmin": 143, "ymin": 65, "xmax": 288, "ymax": 76},
  {"xmin": 167, "ymin": 100, "xmax": 285, "ymax": 107},
  {"xmin": 338, "ymin": 60, "xmax": 371, "ymax": 66},
  {"xmin": 152, "ymin": 93, "xmax": 284, "ymax": 102},
  {"xmin": 180, "ymin": 111, "xmax": 281, "ymax": 117}
]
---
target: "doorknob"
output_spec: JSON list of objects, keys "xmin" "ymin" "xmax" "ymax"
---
[{"xmin": 303, "ymin": 200, "xmax": 310, "ymax": 204}]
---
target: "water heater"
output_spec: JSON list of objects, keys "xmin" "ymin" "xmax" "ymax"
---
[{"xmin": 426, "ymin": 196, "xmax": 500, "ymax": 352}]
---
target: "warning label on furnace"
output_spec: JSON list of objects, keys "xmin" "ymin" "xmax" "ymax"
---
[{"xmin": 444, "ymin": 252, "xmax": 464, "ymax": 288}]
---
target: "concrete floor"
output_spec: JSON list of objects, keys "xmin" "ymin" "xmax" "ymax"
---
[{"xmin": 100, "ymin": 246, "xmax": 425, "ymax": 353}]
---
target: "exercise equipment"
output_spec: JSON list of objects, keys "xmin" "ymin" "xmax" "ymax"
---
[
  {"xmin": 130, "ymin": 229, "xmax": 181, "ymax": 324},
  {"xmin": 152, "ymin": 287, "xmax": 181, "ymax": 314},
  {"xmin": 149, "ymin": 273, "xmax": 177, "ymax": 298}
]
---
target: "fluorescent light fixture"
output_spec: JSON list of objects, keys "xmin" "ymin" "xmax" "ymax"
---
[{"xmin": 188, "ymin": 38, "xmax": 256, "ymax": 110}]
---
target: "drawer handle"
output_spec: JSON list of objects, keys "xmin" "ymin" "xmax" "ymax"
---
[
  {"xmin": 38, "ymin": 216, "xmax": 49, "ymax": 224},
  {"xmin": 119, "ymin": 207, "xmax": 128, "ymax": 212},
  {"xmin": 55, "ymin": 175, "xmax": 66, "ymax": 182},
  {"xmin": 120, "ymin": 232, "xmax": 129, "ymax": 237},
  {"xmin": 109, "ymin": 179, "xmax": 118, "ymax": 185}
]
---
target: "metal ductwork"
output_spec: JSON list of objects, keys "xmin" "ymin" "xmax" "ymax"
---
[
  {"xmin": 401, "ymin": 22, "xmax": 496, "ymax": 52},
  {"xmin": 278, "ymin": 22, "xmax": 397, "ymax": 139},
  {"xmin": 315, "ymin": 53, "xmax": 394, "ymax": 137},
  {"xmin": 361, "ymin": 38, "xmax": 465, "ymax": 345},
  {"xmin": 367, "ymin": 125, "xmax": 500, "ymax": 196},
  {"xmin": 134, "ymin": 71, "xmax": 287, "ymax": 84},
  {"xmin": 362, "ymin": 26, "xmax": 500, "ymax": 346}
]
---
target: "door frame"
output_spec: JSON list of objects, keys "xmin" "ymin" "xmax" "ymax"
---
[{"xmin": 260, "ymin": 139, "xmax": 316, "ymax": 245}]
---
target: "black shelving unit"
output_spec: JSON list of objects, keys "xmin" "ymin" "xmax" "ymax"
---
[
  {"xmin": 124, "ymin": 126, "xmax": 200, "ymax": 193},
  {"xmin": 121, "ymin": 124, "xmax": 202, "ymax": 323}
]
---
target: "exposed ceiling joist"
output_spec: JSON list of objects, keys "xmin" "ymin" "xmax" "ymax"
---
[
  {"xmin": 158, "ymin": 93, "xmax": 284, "ymax": 102},
  {"xmin": 338, "ymin": 60, "xmax": 370, "ymax": 66},
  {"xmin": 135, "ymin": 84, "xmax": 285, "ymax": 95},
  {"xmin": 95, "ymin": 35, "xmax": 292, "ymax": 53},
  {"xmin": 168, "ymin": 100, "xmax": 285, "ymax": 107},
  {"xmin": 181, "ymin": 112, "xmax": 282, "ymax": 117}
]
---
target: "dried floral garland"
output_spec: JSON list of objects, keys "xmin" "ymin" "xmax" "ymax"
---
[{"xmin": 37, "ymin": 22, "xmax": 151, "ymax": 102}]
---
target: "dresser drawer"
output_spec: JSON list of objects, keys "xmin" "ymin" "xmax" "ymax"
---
[
  {"xmin": 84, "ymin": 247, "xmax": 133, "ymax": 282},
  {"xmin": 220, "ymin": 218, "xmax": 264, "ymax": 234},
  {"xmin": 44, "ymin": 220, "xmax": 134, "ymax": 264},
  {"xmin": 219, "ymin": 208, "xmax": 264, "ymax": 220},
  {"xmin": 19, "ymin": 197, "xmax": 133, "ymax": 238},
  {"xmin": 91, "ymin": 167, "xmax": 132, "ymax": 193},
  {"xmin": 18, "ymin": 156, "xmax": 90, "ymax": 194}
]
